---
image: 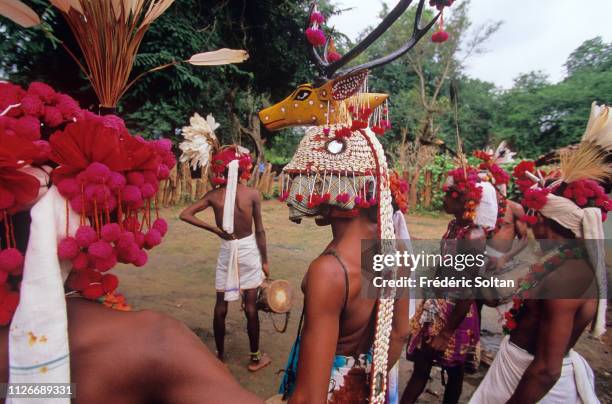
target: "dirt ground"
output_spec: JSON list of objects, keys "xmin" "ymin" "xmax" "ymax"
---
[{"xmin": 117, "ymin": 201, "xmax": 611, "ymax": 403}]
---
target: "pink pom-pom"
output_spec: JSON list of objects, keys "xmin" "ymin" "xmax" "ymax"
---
[
  {"xmin": 140, "ymin": 183, "xmax": 156, "ymax": 199},
  {"xmin": 57, "ymin": 178, "xmax": 80, "ymax": 199},
  {"xmin": 107, "ymin": 172, "xmax": 126, "ymax": 191},
  {"xmin": 72, "ymin": 252, "xmax": 89, "ymax": 271},
  {"xmin": 134, "ymin": 231, "xmax": 145, "ymax": 248},
  {"xmin": 155, "ymin": 138, "xmax": 173, "ymax": 152},
  {"xmin": 310, "ymin": 11, "xmax": 325, "ymax": 24},
  {"xmin": 327, "ymin": 51, "xmax": 342, "ymax": 63},
  {"xmin": 43, "ymin": 106, "xmax": 64, "ymax": 127},
  {"xmin": 0, "ymin": 248, "xmax": 24, "ymax": 275},
  {"xmin": 157, "ymin": 164, "xmax": 170, "ymax": 180},
  {"xmin": 75, "ymin": 226, "xmax": 97, "ymax": 248},
  {"xmin": 101, "ymin": 223, "xmax": 121, "ymax": 242},
  {"xmin": 144, "ymin": 229, "xmax": 162, "ymax": 250},
  {"xmin": 127, "ymin": 171, "xmax": 145, "ymax": 186},
  {"xmin": 20, "ymin": 95, "xmax": 44, "ymax": 116},
  {"xmin": 58, "ymin": 237, "xmax": 80, "ymax": 260},
  {"xmin": 14, "ymin": 116, "xmax": 41, "ymax": 141},
  {"xmin": 102, "ymin": 273, "xmax": 119, "ymax": 293},
  {"xmin": 69, "ymin": 196, "xmax": 89, "ymax": 215},
  {"xmin": 85, "ymin": 162, "xmax": 111, "ymax": 183},
  {"xmin": 306, "ymin": 28, "xmax": 326, "ymax": 47},
  {"xmin": 27, "ymin": 82, "xmax": 56, "ymax": 103},
  {"xmin": 84, "ymin": 184, "xmax": 111, "ymax": 205},
  {"xmin": 122, "ymin": 185, "xmax": 142, "ymax": 204},
  {"xmin": 0, "ymin": 271, "xmax": 7, "ymax": 285},
  {"xmin": 116, "ymin": 232, "xmax": 135, "ymax": 249},
  {"xmin": 55, "ymin": 93, "xmax": 81, "ymax": 120},
  {"xmin": 0, "ymin": 187, "xmax": 16, "ymax": 210},
  {"xmin": 94, "ymin": 253, "xmax": 117, "ymax": 272},
  {"xmin": 133, "ymin": 249, "xmax": 148, "ymax": 267},
  {"xmin": 32, "ymin": 140, "xmax": 52, "ymax": 164},
  {"xmin": 431, "ymin": 30, "xmax": 449, "ymax": 43},
  {"xmin": 153, "ymin": 218, "xmax": 168, "ymax": 236},
  {"xmin": 88, "ymin": 241, "xmax": 113, "ymax": 260}
]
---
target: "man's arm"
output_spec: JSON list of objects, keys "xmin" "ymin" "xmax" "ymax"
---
[
  {"xmin": 495, "ymin": 202, "xmax": 529, "ymax": 268},
  {"xmin": 506, "ymin": 299, "xmax": 579, "ymax": 404},
  {"xmin": 289, "ymin": 256, "xmax": 345, "ymax": 404},
  {"xmin": 252, "ymin": 191, "xmax": 269, "ymax": 277},
  {"xmin": 179, "ymin": 196, "xmax": 233, "ymax": 240}
]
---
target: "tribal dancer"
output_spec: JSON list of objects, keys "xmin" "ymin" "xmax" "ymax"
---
[
  {"xmin": 179, "ymin": 118, "xmax": 270, "ymax": 371},
  {"xmin": 470, "ymin": 102, "xmax": 611, "ymax": 404},
  {"xmin": 0, "ymin": 82, "xmax": 262, "ymax": 404},
  {"xmin": 474, "ymin": 143, "xmax": 528, "ymax": 274},
  {"xmin": 259, "ymin": 1, "xmax": 444, "ymax": 402},
  {"xmin": 401, "ymin": 164, "xmax": 498, "ymax": 404}
]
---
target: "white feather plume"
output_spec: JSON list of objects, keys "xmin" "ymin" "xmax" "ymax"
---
[
  {"xmin": 491, "ymin": 141, "xmax": 516, "ymax": 165},
  {"xmin": 179, "ymin": 113, "xmax": 220, "ymax": 170}
]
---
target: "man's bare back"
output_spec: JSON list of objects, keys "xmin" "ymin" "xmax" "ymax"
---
[
  {"xmin": 0, "ymin": 299, "xmax": 262, "ymax": 404},
  {"xmin": 206, "ymin": 184, "xmax": 259, "ymax": 239}
]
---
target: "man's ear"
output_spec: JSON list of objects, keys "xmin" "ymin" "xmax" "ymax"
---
[{"xmin": 331, "ymin": 69, "xmax": 368, "ymax": 101}]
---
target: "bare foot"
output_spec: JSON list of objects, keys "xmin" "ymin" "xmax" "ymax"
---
[{"xmin": 247, "ymin": 353, "xmax": 271, "ymax": 372}]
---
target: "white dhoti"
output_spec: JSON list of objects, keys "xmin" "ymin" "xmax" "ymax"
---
[
  {"xmin": 215, "ymin": 233, "xmax": 264, "ymax": 294},
  {"xmin": 469, "ymin": 336, "xmax": 600, "ymax": 404}
]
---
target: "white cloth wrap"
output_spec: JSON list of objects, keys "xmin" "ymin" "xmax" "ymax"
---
[
  {"xmin": 474, "ymin": 181, "xmax": 498, "ymax": 230},
  {"xmin": 222, "ymin": 160, "xmax": 240, "ymax": 301},
  {"xmin": 388, "ymin": 210, "xmax": 413, "ymax": 404},
  {"xmin": 392, "ymin": 211, "xmax": 415, "ymax": 317},
  {"xmin": 215, "ymin": 233, "xmax": 264, "ymax": 293},
  {"xmin": 469, "ymin": 336, "xmax": 599, "ymax": 404},
  {"xmin": 8, "ymin": 186, "xmax": 79, "ymax": 404},
  {"xmin": 540, "ymin": 194, "xmax": 607, "ymax": 337}
]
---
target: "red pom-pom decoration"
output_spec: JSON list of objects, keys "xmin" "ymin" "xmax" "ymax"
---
[
  {"xmin": 432, "ymin": 30, "xmax": 449, "ymax": 43},
  {"xmin": 72, "ymin": 252, "xmax": 89, "ymax": 271},
  {"xmin": 88, "ymin": 240, "xmax": 113, "ymax": 260},
  {"xmin": 107, "ymin": 172, "xmax": 126, "ymax": 191},
  {"xmin": 20, "ymin": 95, "xmax": 44, "ymax": 116},
  {"xmin": 144, "ymin": 229, "xmax": 162, "ymax": 249},
  {"xmin": 86, "ymin": 162, "xmax": 111, "ymax": 183},
  {"xmin": 58, "ymin": 237, "xmax": 80, "ymax": 260},
  {"xmin": 75, "ymin": 225, "xmax": 98, "ymax": 248},
  {"xmin": 101, "ymin": 223, "xmax": 121, "ymax": 242},
  {"xmin": 133, "ymin": 250, "xmax": 148, "ymax": 267},
  {"xmin": 306, "ymin": 27, "xmax": 326, "ymax": 47},
  {"xmin": 0, "ymin": 248, "xmax": 24, "ymax": 275},
  {"xmin": 94, "ymin": 254, "xmax": 117, "ymax": 272},
  {"xmin": 57, "ymin": 178, "xmax": 80, "ymax": 199},
  {"xmin": 28, "ymin": 82, "xmax": 56, "ymax": 103},
  {"xmin": 310, "ymin": 11, "xmax": 325, "ymax": 24},
  {"xmin": 126, "ymin": 171, "xmax": 145, "ymax": 186},
  {"xmin": 43, "ymin": 106, "xmax": 64, "ymax": 127},
  {"xmin": 14, "ymin": 116, "xmax": 41, "ymax": 141},
  {"xmin": 152, "ymin": 218, "xmax": 168, "ymax": 236}
]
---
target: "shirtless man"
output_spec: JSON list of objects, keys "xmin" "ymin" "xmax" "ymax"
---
[
  {"xmin": 180, "ymin": 147, "xmax": 270, "ymax": 371},
  {"xmin": 0, "ymin": 299, "xmax": 263, "ymax": 404},
  {"xmin": 470, "ymin": 141, "xmax": 610, "ymax": 404},
  {"xmin": 470, "ymin": 214, "xmax": 602, "ymax": 403}
]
